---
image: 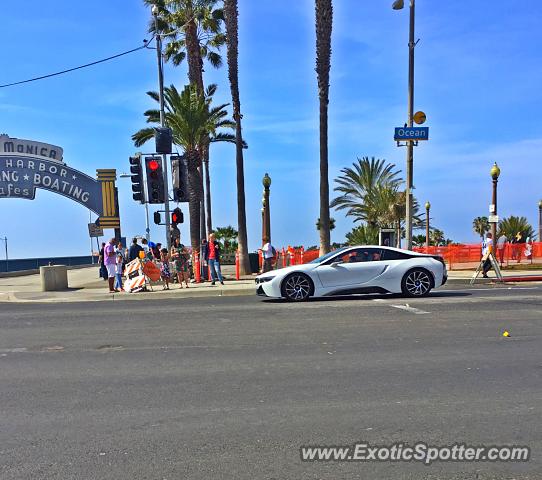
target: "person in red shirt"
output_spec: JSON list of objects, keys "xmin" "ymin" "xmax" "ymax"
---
[{"xmin": 205, "ymin": 233, "xmax": 224, "ymax": 285}]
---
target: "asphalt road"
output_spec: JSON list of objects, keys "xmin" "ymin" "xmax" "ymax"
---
[{"xmin": 1, "ymin": 285, "xmax": 541, "ymax": 480}]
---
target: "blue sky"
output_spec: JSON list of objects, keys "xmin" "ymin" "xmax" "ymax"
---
[{"xmin": 1, "ymin": 0, "xmax": 541, "ymax": 259}]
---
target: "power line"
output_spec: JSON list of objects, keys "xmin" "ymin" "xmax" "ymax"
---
[{"xmin": 0, "ymin": 38, "xmax": 155, "ymax": 89}]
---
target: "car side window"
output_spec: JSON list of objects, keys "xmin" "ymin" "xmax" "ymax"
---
[
  {"xmin": 365, "ymin": 248, "xmax": 384, "ymax": 261},
  {"xmin": 382, "ymin": 249, "xmax": 411, "ymax": 260},
  {"xmin": 335, "ymin": 248, "xmax": 384, "ymax": 263}
]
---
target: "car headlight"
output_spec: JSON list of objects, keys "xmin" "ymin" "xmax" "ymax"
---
[{"xmin": 256, "ymin": 276, "xmax": 274, "ymax": 284}]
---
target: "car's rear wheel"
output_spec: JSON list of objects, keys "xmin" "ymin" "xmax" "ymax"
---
[
  {"xmin": 281, "ymin": 273, "xmax": 313, "ymax": 301},
  {"xmin": 401, "ymin": 268, "xmax": 433, "ymax": 297}
]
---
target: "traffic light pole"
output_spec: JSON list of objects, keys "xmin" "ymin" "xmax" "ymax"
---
[
  {"xmin": 154, "ymin": 9, "xmax": 171, "ymax": 251},
  {"xmin": 144, "ymin": 201, "xmax": 151, "ymax": 244}
]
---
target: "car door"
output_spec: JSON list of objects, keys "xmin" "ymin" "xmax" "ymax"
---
[{"xmin": 315, "ymin": 248, "xmax": 388, "ymax": 288}]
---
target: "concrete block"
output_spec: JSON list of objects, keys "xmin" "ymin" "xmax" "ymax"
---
[{"xmin": 40, "ymin": 265, "xmax": 69, "ymax": 291}]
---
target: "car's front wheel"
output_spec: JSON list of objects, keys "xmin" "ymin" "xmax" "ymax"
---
[
  {"xmin": 401, "ymin": 268, "xmax": 433, "ymax": 297},
  {"xmin": 281, "ymin": 273, "xmax": 313, "ymax": 301}
]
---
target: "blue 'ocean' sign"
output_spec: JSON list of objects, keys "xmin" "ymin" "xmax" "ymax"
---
[{"xmin": 394, "ymin": 127, "xmax": 429, "ymax": 141}]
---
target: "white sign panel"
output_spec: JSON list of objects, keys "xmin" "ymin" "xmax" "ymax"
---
[{"xmin": 0, "ymin": 134, "xmax": 64, "ymax": 163}]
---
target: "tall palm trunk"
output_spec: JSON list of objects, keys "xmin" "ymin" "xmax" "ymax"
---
[
  {"xmin": 203, "ymin": 145, "xmax": 213, "ymax": 235},
  {"xmin": 184, "ymin": 12, "xmax": 208, "ymax": 248},
  {"xmin": 186, "ymin": 149, "xmax": 202, "ymax": 252},
  {"xmin": 224, "ymin": 0, "xmax": 250, "ymax": 275},
  {"xmin": 315, "ymin": 0, "xmax": 333, "ymax": 255}
]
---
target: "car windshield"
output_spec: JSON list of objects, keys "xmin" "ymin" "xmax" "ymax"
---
[{"xmin": 309, "ymin": 247, "xmax": 349, "ymax": 264}]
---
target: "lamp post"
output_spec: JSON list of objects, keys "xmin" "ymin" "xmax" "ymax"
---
[
  {"xmin": 0, "ymin": 236, "xmax": 8, "ymax": 272},
  {"xmin": 425, "ymin": 201, "xmax": 431, "ymax": 250},
  {"xmin": 393, "ymin": 0, "xmax": 416, "ymax": 250},
  {"xmin": 538, "ymin": 200, "xmax": 542, "ymax": 243},
  {"xmin": 152, "ymin": 5, "xmax": 172, "ymax": 251},
  {"xmin": 490, "ymin": 162, "xmax": 501, "ymax": 243},
  {"xmin": 262, "ymin": 173, "xmax": 271, "ymax": 244}
]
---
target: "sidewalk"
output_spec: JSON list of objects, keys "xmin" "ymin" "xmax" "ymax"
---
[
  {"xmin": 0, "ymin": 265, "xmax": 540, "ymax": 303},
  {"xmin": 0, "ymin": 265, "xmax": 257, "ymax": 303},
  {"xmin": 446, "ymin": 268, "xmax": 542, "ymax": 285}
]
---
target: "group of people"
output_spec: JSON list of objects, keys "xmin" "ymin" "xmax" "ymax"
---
[
  {"xmin": 98, "ymin": 232, "xmax": 225, "ymax": 293},
  {"xmin": 98, "ymin": 239, "xmax": 127, "ymax": 293},
  {"xmin": 481, "ymin": 232, "xmax": 533, "ymax": 278}
]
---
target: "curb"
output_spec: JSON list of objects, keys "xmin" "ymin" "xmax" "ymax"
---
[{"xmin": 0, "ymin": 285, "xmax": 256, "ymax": 304}]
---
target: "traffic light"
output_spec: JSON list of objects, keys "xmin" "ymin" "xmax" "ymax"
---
[
  {"xmin": 171, "ymin": 207, "xmax": 184, "ymax": 225},
  {"xmin": 129, "ymin": 156, "xmax": 145, "ymax": 203},
  {"xmin": 145, "ymin": 156, "xmax": 165, "ymax": 204},
  {"xmin": 155, "ymin": 127, "xmax": 172, "ymax": 154},
  {"xmin": 171, "ymin": 155, "xmax": 189, "ymax": 202},
  {"xmin": 153, "ymin": 211, "xmax": 161, "ymax": 225}
]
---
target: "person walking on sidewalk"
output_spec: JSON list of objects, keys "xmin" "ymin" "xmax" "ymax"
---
[
  {"xmin": 128, "ymin": 237, "xmax": 143, "ymax": 262},
  {"xmin": 496, "ymin": 233, "xmax": 507, "ymax": 267},
  {"xmin": 104, "ymin": 238, "xmax": 118, "ymax": 292},
  {"xmin": 262, "ymin": 238, "xmax": 276, "ymax": 273},
  {"xmin": 114, "ymin": 250, "xmax": 124, "ymax": 291},
  {"xmin": 206, "ymin": 233, "xmax": 224, "ymax": 286},
  {"xmin": 171, "ymin": 238, "xmax": 190, "ymax": 289},
  {"xmin": 98, "ymin": 242, "xmax": 108, "ymax": 280},
  {"xmin": 160, "ymin": 248, "xmax": 171, "ymax": 290},
  {"xmin": 482, "ymin": 233, "xmax": 493, "ymax": 278}
]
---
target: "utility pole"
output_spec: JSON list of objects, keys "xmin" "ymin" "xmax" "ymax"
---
[
  {"xmin": 393, "ymin": 0, "xmax": 416, "ymax": 250},
  {"xmin": 405, "ymin": 0, "xmax": 416, "ymax": 250},
  {"xmin": 152, "ymin": 5, "xmax": 172, "ymax": 251}
]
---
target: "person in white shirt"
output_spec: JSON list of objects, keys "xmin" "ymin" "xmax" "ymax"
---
[
  {"xmin": 496, "ymin": 234, "xmax": 507, "ymax": 267},
  {"xmin": 261, "ymin": 238, "xmax": 276, "ymax": 273},
  {"xmin": 482, "ymin": 233, "xmax": 493, "ymax": 278}
]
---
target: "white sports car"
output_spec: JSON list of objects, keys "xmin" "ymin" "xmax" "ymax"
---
[{"xmin": 256, "ymin": 245, "xmax": 447, "ymax": 301}]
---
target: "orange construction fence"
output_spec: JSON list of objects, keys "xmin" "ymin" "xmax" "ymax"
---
[
  {"xmin": 263, "ymin": 242, "xmax": 542, "ymax": 271},
  {"xmin": 413, "ymin": 242, "xmax": 541, "ymax": 269}
]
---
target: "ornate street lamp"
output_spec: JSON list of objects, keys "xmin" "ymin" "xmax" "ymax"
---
[
  {"xmin": 425, "ymin": 201, "xmax": 431, "ymax": 250},
  {"xmin": 262, "ymin": 173, "xmax": 271, "ymax": 245},
  {"xmin": 490, "ymin": 162, "xmax": 501, "ymax": 244},
  {"xmin": 538, "ymin": 199, "xmax": 542, "ymax": 243}
]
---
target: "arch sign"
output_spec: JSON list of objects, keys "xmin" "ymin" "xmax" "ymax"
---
[{"xmin": 0, "ymin": 134, "xmax": 120, "ymax": 230}]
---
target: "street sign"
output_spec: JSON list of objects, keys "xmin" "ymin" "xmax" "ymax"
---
[
  {"xmin": 394, "ymin": 127, "xmax": 429, "ymax": 141},
  {"xmin": 413, "ymin": 111, "xmax": 427, "ymax": 125},
  {"xmin": 488, "ymin": 215, "xmax": 499, "ymax": 224},
  {"xmin": 88, "ymin": 222, "xmax": 103, "ymax": 238}
]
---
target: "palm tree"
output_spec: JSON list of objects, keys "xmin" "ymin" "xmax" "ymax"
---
[
  {"xmin": 472, "ymin": 216, "xmax": 490, "ymax": 239},
  {"xmin": 145, "ymin": 0, "xmax": 226, "ymax": 238},
  {"xmin": 315, "ymin": 0, "xmax": 333, "ymax": 255},
  {"xmin": 345, "ymin": 225, "xmax": 379, "ymax": 246},
  {"xmin": 331, "ymin": 157, "xmax": 403, "ymax": 226},
  {"xmin": 214, "ymin": 225, "xmax": 238, "ymax": 253},
  {"xmin": 316, "ymin": 217, "xmax": 336, "ymax": 231},
  {"xmin": 223, "ymin": 0, "xmax": 250, "ymax": 275},
  {"xmin": 498, "ymin": 216, "xmax": 535, "ymax": 241},
  {"xmin": 132, "ymin": 84, "xmax": 236, "ymax": 251},
  {"xmin": 412, "ymin": 234, "xmax": 427, "ymax": 247}
]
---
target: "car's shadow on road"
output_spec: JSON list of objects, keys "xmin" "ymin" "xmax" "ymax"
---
[{"xmin": 261, "ymin": 291, "xmax": 472, "ymax": 304}]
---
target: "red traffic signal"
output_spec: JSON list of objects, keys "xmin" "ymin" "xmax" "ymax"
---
[
  {"xmin": 171, "ymin": 207, "xmax": 184, "ymax": 225},
  {"xmin": 148, "ymin": 159, "xmax": 160, "ymax": 172},
  {"xmin": 145, "ymin": 157, "xmax": 165, "ymax": 204}
]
